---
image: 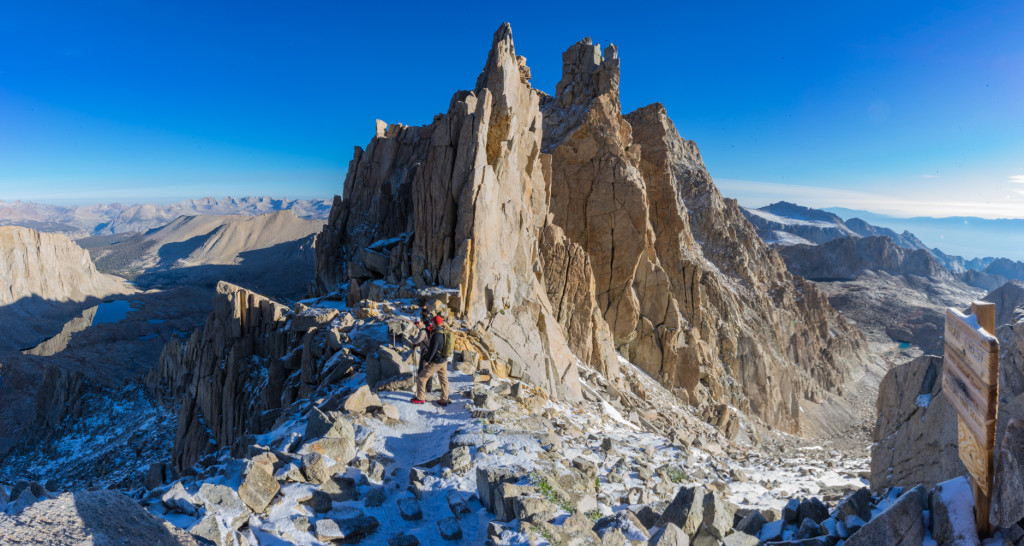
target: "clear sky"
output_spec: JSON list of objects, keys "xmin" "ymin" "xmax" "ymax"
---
[{"xmin": 1, "ymin": 1, "xmax": 1022, "ymax": 218}]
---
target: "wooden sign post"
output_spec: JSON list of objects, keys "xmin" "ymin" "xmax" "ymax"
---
[{"xmin": 943, "ymin": 301, "xmax": 999, "ymax": 537}]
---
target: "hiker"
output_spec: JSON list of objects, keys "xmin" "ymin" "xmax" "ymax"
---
[
  {"xmin": 411, "ymin": 315, "xmax": 454, "ymax": 406},
  {"xmin": 406, "ymin": 318, "xmax": 429, "ymax": 372}
]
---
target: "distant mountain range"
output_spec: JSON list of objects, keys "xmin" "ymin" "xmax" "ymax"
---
[
  {"xmin": 0, "ymin": 196, "xmax": 332, "ymax": 237},
  {"xmin": 824, "ymin": 207, "xmax": 1024, "ymax": 263},
  {"xmin": 742, "ymin": 201, "xmax": 1024, "ymax": 291}
]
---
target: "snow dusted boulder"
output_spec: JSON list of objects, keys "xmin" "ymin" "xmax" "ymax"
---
[
  {"xmin": 161, "ymin": 482, "xmax": 197, "ymax": 515},
  {"xmin": 237, "ymin": 459, "xmax": 279, "ymax": 513},
  {"xmin": 930, "ymin": 476, "xmax": 980, "ymax": 546},
  {"xmin": 291, "ymin": 306, "xmax": 339, "ymax": 332},
  {"xmin": 833, "ymin": 487, "xmax": 872, "ymax": 522},
  {"xmin": 315, "ymin": 515, "xmax": 379, "ymax": 542},
  {"xmin": 594, "ymin": 510, "xmax": 651, "ymax": 541},
  {"xmin": 195, "ymin": 483, "xmax": 249, "ymax": 532},
  {"xmin": 845, "ymin": 485, "xmax": 925, "ymax": 546},
  {"xmin": 397, "ymin": 497, "xmax": 423, "ymax": 521},
  {"xmin": 304, "ymin": 407, "xmax": 355, "ymax": 441},
  {"xmin": 300, "ymin": 453, "xmax": 331, "ymax": 484},
  {"xmin": 437, "ymin": 516, "xmax": 463, "ymax": 540}
]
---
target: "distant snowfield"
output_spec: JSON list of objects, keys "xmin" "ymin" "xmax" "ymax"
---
[{"xmin": 743, "ymin": 207, "xmax": 840, "ymax": 229}]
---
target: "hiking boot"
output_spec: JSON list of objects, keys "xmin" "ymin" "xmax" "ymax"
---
[
  {"xmin": 410, "ymin": 398, "xmax": 425, "ymax": 404},
  {"xmin": 434, "ymin": 399, "xmax": 450, "ymax": 407}
]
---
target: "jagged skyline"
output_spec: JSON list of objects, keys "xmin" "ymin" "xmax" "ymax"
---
[{"xmin": 2, "ymin": 2, "xmax": 1021, "ymax": 218}]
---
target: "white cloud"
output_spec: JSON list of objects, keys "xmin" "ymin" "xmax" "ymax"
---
[{"xmin": 1010, "ymin": 175, "xmax": 1024, "ymax": 184}]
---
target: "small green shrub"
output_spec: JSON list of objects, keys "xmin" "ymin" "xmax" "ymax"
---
[{"xmin": 665, "ymin": 466, "xmax": 689, "ymax": 483}]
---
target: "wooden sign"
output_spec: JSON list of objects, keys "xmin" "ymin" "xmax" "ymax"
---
[{"xmin": 943, "ymin": 301, "xmax": 998, "ymax": 535}]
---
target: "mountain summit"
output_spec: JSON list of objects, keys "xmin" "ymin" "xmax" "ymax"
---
[{"xmin": 315, "ymin": 24, "xmax": 868, "ymax": 434}]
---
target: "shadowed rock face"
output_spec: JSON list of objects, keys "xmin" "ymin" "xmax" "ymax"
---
[
  {"xmin": 314, "ymin": 25, "xmax": 869, "ymax": 432},
  {"xmin": 778, "ymin": 236, "xmax": 953, "ymax": 281},
  {"xmin": 148, "ymin": 281, "xmax": 294, "ymax": 469}
]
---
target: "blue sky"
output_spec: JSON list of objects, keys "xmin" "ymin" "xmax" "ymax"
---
[{"xmin": 1, "ymin": 1, "xmax": 1022, "ymax": 218}]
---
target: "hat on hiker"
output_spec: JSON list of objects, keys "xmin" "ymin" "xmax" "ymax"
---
[{"xmin": 434, "ymin": 315, "xmax": 444, "ymax": 325}]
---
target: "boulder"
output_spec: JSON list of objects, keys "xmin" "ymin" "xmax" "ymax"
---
[
  {"xmin": 442, "ymin": 446, "xmax": 472, "ymax": 472},
  {"xmin": 447, "ymin": 492, "xmax": 471, "ymax": 515},
  {"xmin": 304, "ymin": 407, "xmax": 355, "ymax": 441},
  {"xmin": 700, "ymin": 491, "xmax": 737, "ymax": 540},
  {"xmin": 722, "ymin": 531, "xmax": 760, "ymax": 546},
  {"xmin": 292, "ymin": 307, "xmax": 339, "ymax": 331},
  {"xmin": 797, "ymin": 497, "xmax": 829, "ymax": 524},
  {"xmin": 364, "ymin": 486, "xmax": 387, "ymax": 508},
  {"xmin": 388, "ymin": 534, "xmax": 420, "ymax": 546},
  {"xmin": 594, "ymin": 510, "xmax": 650, "ymax": 541},
  {"xmin": 160, "ymin": 481, "xmax": 197, "ymax": 516},
  {"xmin": 322, "ymin": 475, "xmax": 359, "ymax": 502},
  {"xmin": 398, "ymin": 497, "xmax": 423, "ymax": 521},
  {"xmin": 300, "ymin": 452, "xmax": 331, "ymax": 484},
  {"xmin": 514, "ymin": 496, "xmax": 557, "ymax": 523},
  {"xmin": 315, "ymin": 516, "xmax": 379, "ymax": 542},
  {"xmin": 237, "ymin": 460, "xmax": 280, "ymax": 513},
  {"xmin": 930, "ymin": 476, "xmax": 980, "ymax": 546},
  {"xmin": 299, "ymin": 437, "xmax": 355, "ymax": 469},
  {"xmin": 845, "ymin": 485, "xmax": 925, "ymax": 546},
  {"xmin": 797, "ymin": 517, "xmax": 823, "ymax": 538},
  {"xmin": 437, "ymin": 516, "xmax": 463, "ymax": 540},
  {"xmin": 345, "ymin": 385, "xmax": 382, "ymax": 414},
  {"xmin": 145, "ymin": 462, "xmax": 167, "ymax": 490},
  {"xmin": 735, "ymin": 509, "xmax": 766, "ymax": 536},
  {"xmin": 304, "ymin": 490, "xmax": 333, "ymax": 513},
  {"xmin": 195, "ymin": 483, "xmax": 249, "ymax": 532},
  {"xmin": 367, "ymin": 345, "xmax": 410, "ymax": 388},
  {"xmin": 870, "ymin": 355, "xmax": 965, "ymax": 490},
  {"xmin": 476, "ymin": 466, "xmax": 520, "ymax": 514},
  {"xmin": 992, "ymin": 418, "xmax": 1024, "ymax": 527},
  {"xmin": 784, "ymin": 498, "xmax": 800, "ymax": 523},
  {"xmin": 657, "ymin": 484, "xmax": 706, "ymax": 535},
  {"xmin": 833, "ymin": 487, "xmax": 872, "ymax": 522},
  {"xmin": 649, "ymin": 522, "xmax": 690, "ymax": 546}
]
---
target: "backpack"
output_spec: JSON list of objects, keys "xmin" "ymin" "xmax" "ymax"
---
[{"xmin": 440, "ymin": 326, "xmax": 455, "ymax": 358}]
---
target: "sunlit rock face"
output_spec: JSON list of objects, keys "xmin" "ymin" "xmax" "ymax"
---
[
  {"xmin": 314, "ymin": 24, "xmax": 586, "ymax": 402},
  {"xmin": 0, "ymin": 226, "xmax": 132, "ymax": 306},
  {"xmin": 315, "ymin": 25, "xmax": 869, "ymax": 432},
  {"xmin": 540, "ymin": 38, "xmax": 867, "ymax": 433}
]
